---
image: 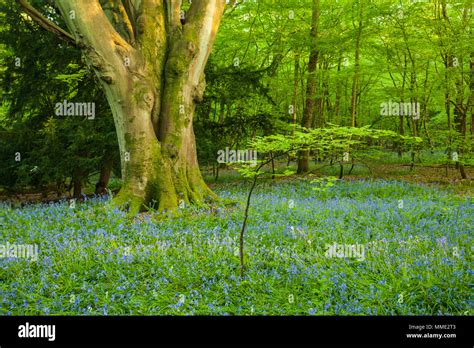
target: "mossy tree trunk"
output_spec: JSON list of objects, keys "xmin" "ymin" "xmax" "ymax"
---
[{"xmin": 18, "ymin": 0, "xmax": 225, "ymax": 212}]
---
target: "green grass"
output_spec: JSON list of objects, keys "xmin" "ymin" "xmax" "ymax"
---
[{"xmin": 0, "ymin": 179, "xmax": 472, "ymax": 315}]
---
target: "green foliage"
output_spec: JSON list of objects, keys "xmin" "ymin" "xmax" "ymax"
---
[
  {"xmin": 249, "ymin": 125, "xmax": 422, "ymax": 167},
  {"xmin": 311, "ymin": 176, "xmax": 338, "ymax": 192},
  {"xmin": 0, "ymin": 1, "xmax": 118, "ymax": 193}
]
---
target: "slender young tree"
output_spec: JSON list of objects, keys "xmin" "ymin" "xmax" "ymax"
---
[{"xmin": 16, "ymin": 0, "xmax": 226, "ymax": 212}]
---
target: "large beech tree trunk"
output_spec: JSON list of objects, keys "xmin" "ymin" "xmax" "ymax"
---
[{"xmin": 18, "ymin": 0, "xmax": 225, "ymax": 212}]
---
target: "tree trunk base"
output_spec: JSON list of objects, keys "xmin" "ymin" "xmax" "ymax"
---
[{"xmin": 110, "ymin": 166, "xmax": 217, "ymax": 215}]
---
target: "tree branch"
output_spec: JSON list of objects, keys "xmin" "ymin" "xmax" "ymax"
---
[
  {"xmin": 165, "ymin": 0, "xmax": 182, "ymax": 33},
  {"xmin": 54, "ymin": 0, "xmax": 133, "ymax": 52},
  {"xmin": 100, "ymin": 0, "xmax": 136, "ymax": 44},
  {"xmin": 122, "ymin": 0, "xmax": 139, "ymax": 39},
  {"xmin": 184, "ymin": 0, "xmax": 226, "ymax": 88},
  {"xmin": 15, "ymin": 0, "xmax": 77, "ymax": 46},
  {"xmin": 52, "ymin": 0, "xmax": 136, "ymax": 89}
]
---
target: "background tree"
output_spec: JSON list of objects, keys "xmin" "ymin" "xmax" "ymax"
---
[{"xmin": 297, "ymin": 0, "xmax": 320, "ymax": 174}]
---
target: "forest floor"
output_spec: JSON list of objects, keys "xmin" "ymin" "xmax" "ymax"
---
[
  {"xmin": 1, "ymin": 158, "xmax": 472, "ymax": 204},
  {"xmin": 0, "ymin": 175, "xmax": 472, "ymax": 315}
]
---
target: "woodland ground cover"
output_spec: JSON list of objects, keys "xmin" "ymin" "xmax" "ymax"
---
[{"xmin": 0, "ymin": 179, "xmax": 471, "ymax": 315}]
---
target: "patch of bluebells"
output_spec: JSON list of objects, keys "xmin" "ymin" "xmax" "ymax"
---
[{"xmin": 0, "ymin": 180, "xmax": 472, "ymax": 315}]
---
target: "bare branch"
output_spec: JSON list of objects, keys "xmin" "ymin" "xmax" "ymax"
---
[{"xmin": 15, "ymin": 0, "xmax": 77, "ymax": 46}]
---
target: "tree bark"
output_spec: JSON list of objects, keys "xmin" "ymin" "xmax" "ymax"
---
[
  {"xmin": 470, "ymin": 52, "xmax": 474, "ymax": 138},
  {"xmin": 297, "ymin": 0, "xmax": 319, "ymax": 174},
  {"xmin": 350, "ymin": 0, "xmax": 363, "ymax": 128},
  {"xmin": 335, "ymin": 55, "xmax": 342, "ymax": 124},
  {"xmin": 95, "ymin": 151, "xmax": 115, "ymax": 195},
  {"xmin": 72, "ymin": 168, "xmax": 83, "ymax": 199},
  {"xmin": 292, "ymin": 53, "xmax": 300, "ymax": 133}
]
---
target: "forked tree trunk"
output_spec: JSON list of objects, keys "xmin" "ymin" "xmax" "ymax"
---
[{"xmin": 18, "ymin": 0, "xmax": 225, "ymax": 213}]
